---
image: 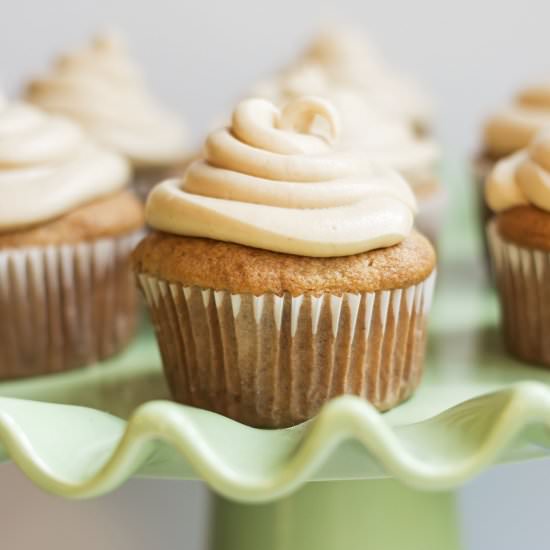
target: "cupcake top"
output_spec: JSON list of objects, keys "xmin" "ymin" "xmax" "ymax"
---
[
  {"xmin": 24, "ymin": 33, "xmax": 187, "ymax": 168},
  {"xmin": 252, "ymin": 64, "xmax": 438, "ymax": 188},
  {"xmin": 0, "ymin": 100, "xmax": 130, "ymax": 232},
  {"xmin": 486, "ymin": 129, "xmax": 550, "ymax": 213},
  {"xmin": 483, "ymin": 82, "xmax": 550, "ymax": 158},
  {"xmin": 298, "ymin": 27, "xmax": 433, "ymax": 132},
  {"xmin": 146, "ymin": 96, "xmax": 417, "ymax": 258}
]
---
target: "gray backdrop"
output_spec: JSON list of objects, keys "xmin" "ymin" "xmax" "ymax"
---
[{"xmin": 1, "ymin": 1, "xmax": 550, "ymax": 548}]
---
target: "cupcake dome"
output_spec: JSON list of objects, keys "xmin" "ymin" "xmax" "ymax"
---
[
  {"xmin": 24, "ymin": 33, "xmax": 187, "ymax": 168},
  {"xmin": 135, "ymin": 96, "xmax": 436, "ymax": 427}
]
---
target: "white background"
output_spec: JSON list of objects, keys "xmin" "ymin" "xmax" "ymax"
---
[{"xmin": 2, "ymin": 1, "xmax": 550, "ymax": 548}]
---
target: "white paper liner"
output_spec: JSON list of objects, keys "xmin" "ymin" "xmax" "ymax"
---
[
  {"xmin": 0, "ymin": 231, "xmax": 142, "ymax": 378},
  {"xmin": 415, "ymin": 186, "xmax": 448, "ymax": 247},
  {"xmin": 488, "ymin": 220, "xmax": 550, "ymax": 364},
  {"xmin": 138, "ymin": 270, "xmax": 437, "ymax": 428}
]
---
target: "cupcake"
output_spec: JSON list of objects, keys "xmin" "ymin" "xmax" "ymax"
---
[
  {"xmin": 252, "ymin": 65, "xmax": 444, "ymax": 245},
  {"xmin": 0, "ymin": 100, "xmax": 144, "ymax": 378},
  {"xmin": 486, "ymin": 129, "xmax": 550, "ymax": 365},
  {"xmin": 477, "ymin": 81, "xmax": 550, "ymax": 260},
  {"xmin": 24, "ymin": 32, "xmax": 188, "ymax": 202},
  {"xmin": 133, "ymin": 96, "xmax": 437, "ymax": 428},
  {"xmin": 256, "ymin": 25, "xmax": 434, "ymax": 136}
]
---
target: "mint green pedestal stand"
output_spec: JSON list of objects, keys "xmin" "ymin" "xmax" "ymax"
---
[{"xmin": 211, "ymin": 480, "xmax": 460, "ymax": 550}]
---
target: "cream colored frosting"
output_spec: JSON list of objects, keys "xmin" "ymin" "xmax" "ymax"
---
[
  {"xmin": 484, "ymin": 83, "xmax": 550, "ymax": 157},
  {"xmin": 486, "ymin": 130, "xmax": 550, "ymax": 213},
  {"xmin": 25, "ymin": 33, "xmax": 187, "ymax": 167},
  {"xmin": 0, "ymin": 100, "xmax": 130, "ymax": 231},
  {"xmin": 146, "ymin": 96, "xmax": 417, "ymax": 257},
  {"xmin": 252, "ymin": 65, "xmax": 438, "ymax": 189}
]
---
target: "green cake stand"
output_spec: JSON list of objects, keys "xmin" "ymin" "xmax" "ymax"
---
[{"xmin": 1, "ymin": 161, "xmax": 549, "ymax": 550}]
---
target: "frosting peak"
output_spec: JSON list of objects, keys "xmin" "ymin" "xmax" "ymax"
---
[
  {"xmin": 0, "ymin": 101, "xmax": 130, "ymax": 231},
  {"xmin": 146, "ymin": 97, "xmax": 416, "ymax": 258},
  {"xmin": 25, "ymin": 33, "xmax": 187, "ymax": 167},
  {"xmin": 486, "ymin": 130, "xmax": 550, "ymax": 213}
]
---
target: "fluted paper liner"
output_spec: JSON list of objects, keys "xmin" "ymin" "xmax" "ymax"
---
[
  {"xmin": 138, "ymin": 271, "xmax": 436, "ymax": 428},
  {"xmin": 488, "ymin": 221, "xmax": 550, "ymax": 365},
  {"xmin": 0, "ymin": 232, "xmax": 142, "ymax": 378}
]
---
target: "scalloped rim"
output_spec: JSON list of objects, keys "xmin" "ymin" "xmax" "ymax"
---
[{"xmin": 1, "ymin": 381, "xmax": 550, "ymax": 502}]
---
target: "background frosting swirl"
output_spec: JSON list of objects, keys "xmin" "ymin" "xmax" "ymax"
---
[
  {"xmin": 0, "ymin": 100, "xmax": 130, "ymax": 231},
  {"xmin": 25, "ymin": 33, "xmax": 187, "ymax": 167},
  {"xmin": 146, "ymin": 96, "xmax": 417, "ymax": 257},
  {"xmin": 484, "ymin": 83, "xmax": 550, "ymax": 157},
  {"xmin": 486, "ymin": 129, "xmax": 550, "ymax": 213}
]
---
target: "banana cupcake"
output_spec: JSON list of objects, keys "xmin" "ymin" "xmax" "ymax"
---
[
  {"xmin": 252, "ymin": 66, "xmax": 443, "ymax": 244},
  {"xmin": 0, "ymin": 100, "xmax": 144, "ymax": 378},
  {"xmin": 133, "ymin": 96, "xmax": 437, "ymax": 428},
  {"xmin": 486, "ymin": 129, "xmax": 550, "ymax": 365},
  {"xmin": 477, "ymin": 81, "xmax": 550, "ymax": 260},
  {"xmin": 293, "ymin": 26, "xmax": 434, "ymax": 135},
  {"xmin": 24, "ymin": 32, "xmax": 188, "ymax": 202}
]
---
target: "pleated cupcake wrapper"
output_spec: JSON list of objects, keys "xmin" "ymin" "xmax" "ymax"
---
[
  {"xmin": 138, "ymin": 271, "xmax": 437, "ymax": 428},
  {"xmin": 488, "ymin": 221, "xmax": 550, "ymax": 365},
  {"xmin": 415, "ymin": 186, "xmax": 448, "ymax": 247},
  {"xmin": 0, "ymin": 231, "xmax": 143, "ymax": 379}
]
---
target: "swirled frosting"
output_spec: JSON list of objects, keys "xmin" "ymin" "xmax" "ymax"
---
[
  {"xmin": 486, "ymin": 130, "xmax": 550, "ymax": 213},
  {"xmin": 484, "ymin": 83, "xmax": 550, "ymax": 157},
  {"xmin": 24, "ymin": 33, "xmax": 187, "ymax": 167},
  {"xmin": 146, "ymin": 96, "xmax": 417, "ymax": 257},
  {"xmin": 252, "ymin": 65, "xmax": 438, "ymax": 189},
  {"xmin": 0, "ymin": 100, "xmax": 130, "ymax": 231}
]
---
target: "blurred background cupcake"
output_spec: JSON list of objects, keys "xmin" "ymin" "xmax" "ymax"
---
[
  {"xmin": 0, "ymin": 99, "xmax": 144, "ymax": 378},
  {"xmin": 255, "ymin": 26, "xmax": 434, "ymax": 136},
  {"xmin": 249, "ymin": 34, "xmax": 444, "ymax": 245},
  {"xmin": 133, "ymin": 96, "xmax": 436, "ymax": 428},
  {"xmin": 23, "ymin": 32, "xmax": 189, "ymax": 202},
  {"xmin": 486, "ymin": 129, "xmax": 550, "ymax": 365},
  {"xmin": 477, "ymin": 81, "xmax": 550, "ymax": 261}
]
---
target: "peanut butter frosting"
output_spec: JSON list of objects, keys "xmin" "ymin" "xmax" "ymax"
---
[
  {"xmin": 146, "ymin": 96, "xmax": 417, "ymax": 258},
  {"xmin": 486, "ymin": 130, "xmax": 550, "ymax": 213},
  {"xmin": 252, "ymin": 65, "xmax": 438, "ymax": 189},
  {"xmin": 25, "ymin": 33, "xmax": 187, "ymax": 168},
  {"xmin": 484, "ymin": 83, "xmax": 550, "ymax": 157},
  {"xmin": 0, "ymin": 100, "xmax": 130, "ymax": 232}
]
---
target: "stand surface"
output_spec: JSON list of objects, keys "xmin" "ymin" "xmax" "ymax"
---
[{"xmin": 0, "ymin": 162, "xmax": 549, "ymax": 523}]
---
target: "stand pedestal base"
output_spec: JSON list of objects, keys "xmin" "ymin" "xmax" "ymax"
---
[{"xmin": 210, "ymin": 480, "xmax": 461, "ymax": 550}]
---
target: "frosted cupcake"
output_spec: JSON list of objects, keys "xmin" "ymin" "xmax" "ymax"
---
[
  {"xmin": 486, "ymin": 129, "xmax": 550, "ymax": 365},
  {"xmin": 0, "ymin": 100, "xmax": 144, "ymax": 378},
  {"xmin": 267, "ymin": 26, "xmax": 434, "ymax": 135},
  {"xmin": 24, "ymin": 33, "xmax": 188, "ymax": 202},
  {"xmin": 252, "ymin": 66, "xmax": 443, "ymax": 244},
  {"xmin": 477, "ymin": 82, "xmax": 550, "ymax": 258},
  {"xmin": 133, "ymin": 96, "xmax": 437, "ymax": 428}
]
